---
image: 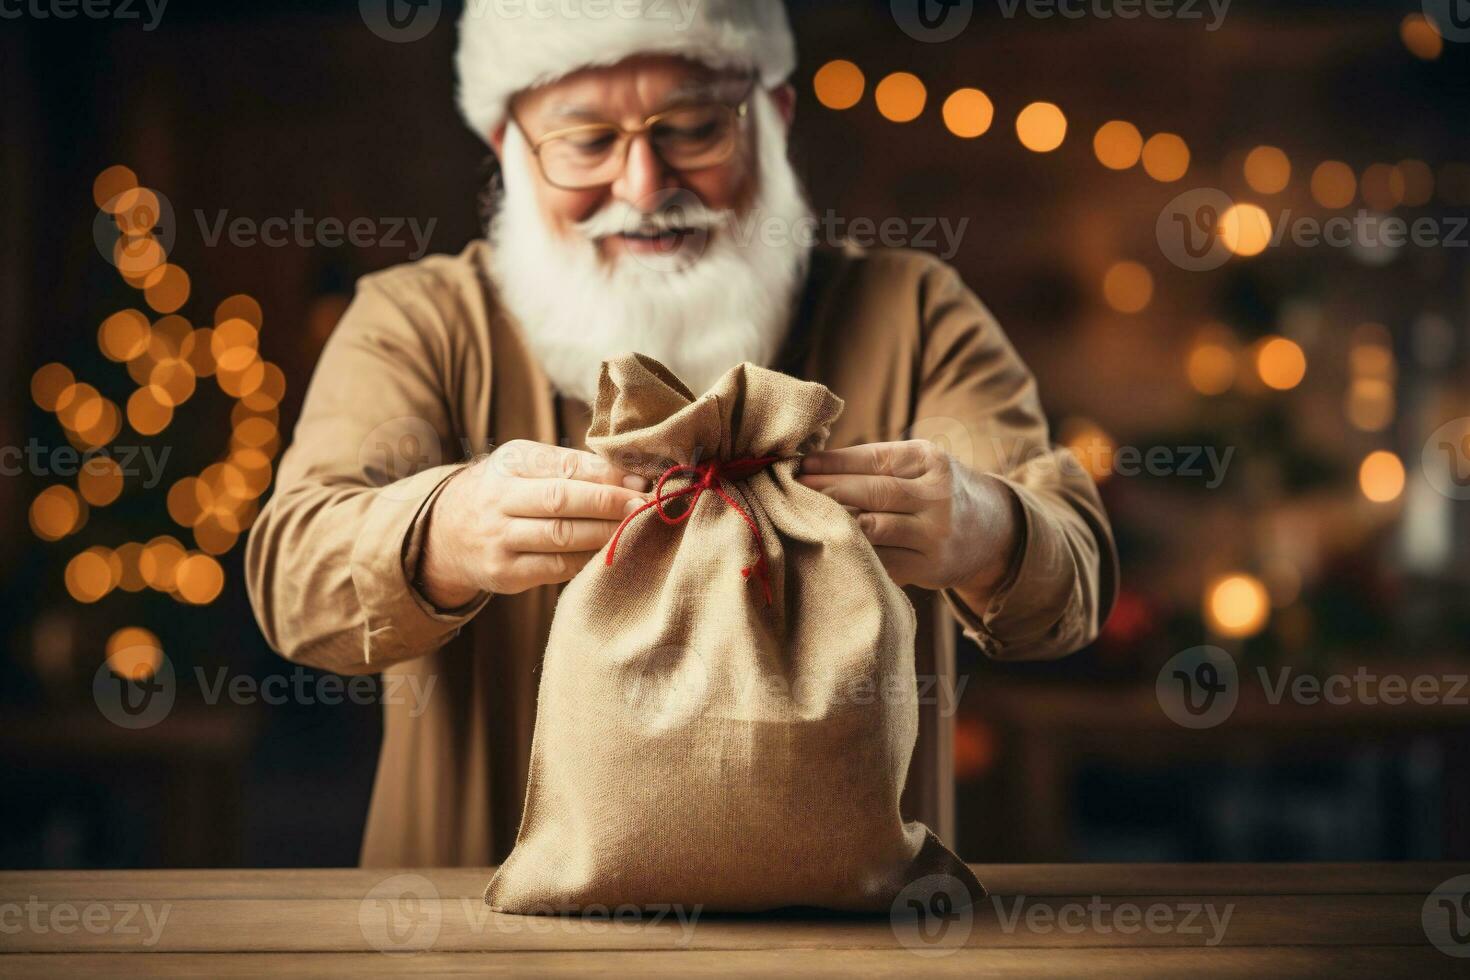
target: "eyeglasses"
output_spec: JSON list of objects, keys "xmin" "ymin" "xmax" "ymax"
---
[{"xmin": 513, "ymin": 84, "xmax": 754, "ymax": 191}]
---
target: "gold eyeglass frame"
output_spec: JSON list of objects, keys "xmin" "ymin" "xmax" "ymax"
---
[{"xmin": 511, "ymin": 82, "xmax": 756, "ymax": 191}]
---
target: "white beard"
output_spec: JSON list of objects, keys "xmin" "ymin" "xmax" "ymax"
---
[{"xmin": 485, "ymin": 90, "xmax": 813, "ymax": 404}]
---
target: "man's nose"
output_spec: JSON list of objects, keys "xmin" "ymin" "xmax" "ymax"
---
[{"xmin": 612, "ymin": 133, "xmax": 673, "ymax": 205}]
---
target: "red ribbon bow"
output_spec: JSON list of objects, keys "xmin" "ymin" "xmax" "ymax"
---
[{"xmin": 605, "ymin": 455, "xmax": 782, "ymax": 605}]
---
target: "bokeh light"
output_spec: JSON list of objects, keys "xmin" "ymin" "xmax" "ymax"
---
[
  {"xmin": 942, "ymin": 88, "xmax": 994, "ymax": 139},
  {"xmin": 78, "ymin": 455, "xmax": 124, "ymax": 507},
  {"xmin": 1205, "ymin": 573, "xmax": 1270, "ymax": 638},
  {"xmin": 105, "ymin": 627, "xmax": 163, "ymax": 680},
  {"xmin": 1359, "ymin": 163, "xmax": 1404, "ymax": 211},
  {"xmin": 98, "ymin": 310, "xmax": 152, "ymax": 362},
  {"xmin": 1255, "ymin": 336, "xmax": 1307, "ymax": 390},
  {"xmin": 1015, "ymin": 102, "xmax": 1067, "ymax": 153},
  {"xmin": 143, "ymin": 264, "xmax": 191, "ymax": 314},
  {"xmin": 812, "ymin": 60, "xmax": 865, "ymax": 111},
  {"xmin": 127, "ymin": 385, "xmax": 174, "ymax": 436},
  {"xmin": 175, "ymin": 553, "xmax": 225, "ymax": 605},
  {"xmin": 31, "ymin": 363, "xmax": 75, "ymax": 412},
  {"xmin": 92, "ymin": 164, "xmax": 138, "ymax": 211},
  {"xmin": 65, "ymin": 547, "xmax": 118, "ymax": 603},
  {"xmin": 1243, "ymin": 146, "xmax": 1291, "ymax": 194},
  {"xmin": 1141, "ymin": 133, "xmax": 1189, "ymax": 182},
  {"xmin": 1093, "ymin": 120, "xmax": 1142, "ymax": 170},
  {"xmin": 215, "ymin": 294, "xmax": 263, "ymax": 328},
  {"xmin": 1359, "ymin": 450, "xmax": 1405, "ymax": 503},
  {"xmin": 140, "ymin": 536, "xmax": 187, "ymax": 592},
  {"xmin": 1401, "ymin": 13, "xmax": 1444, "ymax": 60},
  {"xmin": 1186, "ymin": 329, "xmax": 1238, "ymax": 395},
  {"xmin": 874, "ymin": 72, "xmax": 926, "ymax": 123},
  {"xmin": 30, "ymin": 486, "xmax": 83, "ymax": 541},
  {"xmin": 1311, "ymin": 161, "xmax": 1357, "ymax": 208},
  {"xmin": 1102, "ymin": 261, "xmax": 1154, "ymax": 313},
  {"xmin": 1219, "ymin": 203, "xmax": 1273, "ymax": 257}
]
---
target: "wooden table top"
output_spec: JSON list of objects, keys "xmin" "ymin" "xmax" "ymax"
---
[{"xmin": 2, "ymin": 863, "xmax": 1468, "ymax": 977}]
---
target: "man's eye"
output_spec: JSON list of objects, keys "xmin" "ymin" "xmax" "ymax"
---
[
  {"xmin": 654, "ymin": 120, "xmax": 720, "ymax": 144},
  {"xmin": 566, "ymin": 133, "xmax": 617, "ymax": 155}
]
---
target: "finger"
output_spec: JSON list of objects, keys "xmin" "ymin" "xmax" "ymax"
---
[
  {"xmin": 501, "ymin": 517, "xmax": 622, "ymax": 554},
  {"xmin": 797, "ymin": 473, "xmax": 925, "ymax": 513},
  {"xmin": 500, "ymin": 477, "xmax": 649, "ymax": 520},
  {"xmin": 800, "ymin": 441, "xmax": 933, "ymax": 479},
  {"xmin": 507, "ymin": 550, "xmax": 601, "ymax": 588},
  {"xmin": 873, "ymin": 546, "xmax": 925, "ymax": 589},
  {"xmin": 492, "ymin": 440, "xmax": 649, "ymax": 491},
  {"xmin": 856, "ymin": 511, "xmax": 929, "ymax": 551}
]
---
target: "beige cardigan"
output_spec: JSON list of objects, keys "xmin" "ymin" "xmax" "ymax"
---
[{"xmin": 245, "ymin": 241, "xmax": 1118, "ymax": 866}]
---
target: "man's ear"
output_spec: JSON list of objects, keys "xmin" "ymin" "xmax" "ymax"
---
[
  {"xmin": 489, "ymin": 121, "xmax": 508, "ymax": 157},
  {"xmin": 769, "ymin": 82, "xmax": 796, "ymax": 129}
]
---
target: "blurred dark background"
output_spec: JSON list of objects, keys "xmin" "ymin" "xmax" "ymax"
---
[{"xmin": 3, "ymin": 0, "xmax": 1469, "ymax": 868}]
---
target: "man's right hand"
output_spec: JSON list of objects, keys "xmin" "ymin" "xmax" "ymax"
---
[{"xmin": 417, "ymin": 440, "xmax": 650, "ymax": 609}]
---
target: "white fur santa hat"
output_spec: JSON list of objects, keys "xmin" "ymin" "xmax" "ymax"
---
[{"xmin": 455, "ymin": 0, "xmax": 797, "ymax": 142}]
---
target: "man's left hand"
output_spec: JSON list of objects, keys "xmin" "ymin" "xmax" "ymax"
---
[{"xmin": 796, "ymin": 440, "xmax": 1021, "ymax": 604}]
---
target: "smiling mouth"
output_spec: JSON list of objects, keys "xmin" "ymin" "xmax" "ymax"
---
[{"xmin": 611, "ymin": 227, "xmax": 697, "ymax": 251}]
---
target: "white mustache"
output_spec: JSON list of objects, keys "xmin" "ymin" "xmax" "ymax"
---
[{"xmin": 575, "ymin": 198, "xmax": 728, "ymax": 240}]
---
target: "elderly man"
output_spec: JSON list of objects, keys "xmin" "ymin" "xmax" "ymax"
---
[{"xmin": 246, "ymin": 0, "xmax": 1116, "ymax": 867}]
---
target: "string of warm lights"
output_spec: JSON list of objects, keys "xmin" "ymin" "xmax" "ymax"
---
[
  {"xmin": 812, "ymin": 38, "xmax": 1470, "ymax": 209},
  {"xmin": 811, "ymin": 14, "xmax": 1456, "ymax": 644},
  {"xmin": 27, "ymin": 164, "xmax": 285, "ymax": 679}
]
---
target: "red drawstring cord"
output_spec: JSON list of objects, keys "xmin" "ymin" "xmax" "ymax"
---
[{"xmin": 605, "ymin": 455, "xmax": 782, "ymax": 605}]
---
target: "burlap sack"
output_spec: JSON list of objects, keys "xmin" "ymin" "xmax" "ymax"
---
[{"xmin": 485, "ymin": 353, "xmax": 982, "ymax": 913}]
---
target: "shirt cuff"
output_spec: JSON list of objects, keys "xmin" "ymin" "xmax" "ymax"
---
[
  {"xmin": 349, "ymin": 463, "xmax": 491, "ymax": 668},
  {"xmin": 940, "ymin": 477, "xmax": 1082, "ymax": 660}
]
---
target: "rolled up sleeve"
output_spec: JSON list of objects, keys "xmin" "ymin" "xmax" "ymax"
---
[
  {"xmin": 912, "ymin": 261, "xmax": 1118, "ymax": 661},
  {"xmin": 245, "ymin": 277, "xmax": 488, "ymax": 675}
]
